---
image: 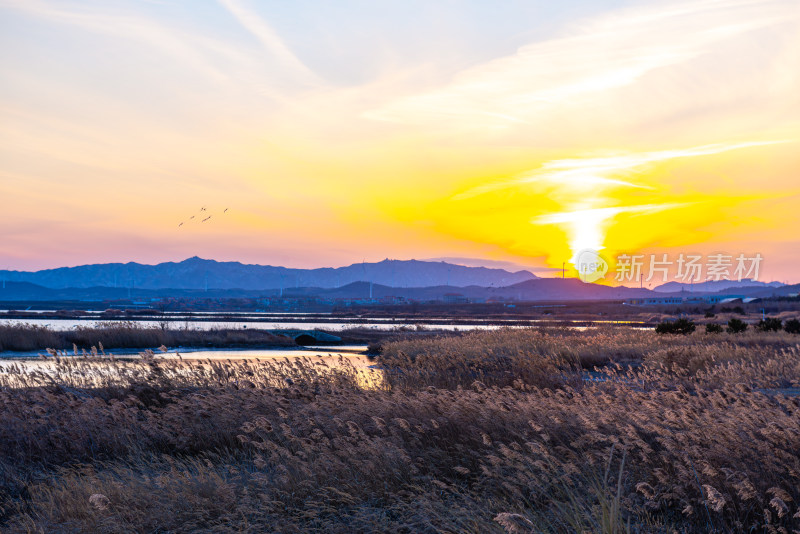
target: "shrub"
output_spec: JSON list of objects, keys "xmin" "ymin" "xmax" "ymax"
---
[
  {"xmin": 727, "ymin": 318, "xmax": 748, "ymax": 334},
  {"xmin": 756, "ymin": 318, "xmax": 782, "ymax": 332},
  {"xmin": 655, "ymin": 318, "xmax": 696, "ymax": 335},
  {"xmin": 705, "ymin": 323, "xmax": 723, "ymax": 334},
  {"xmin": 785, "ymin": 318, "xmax": 800, "ymax": 334}
]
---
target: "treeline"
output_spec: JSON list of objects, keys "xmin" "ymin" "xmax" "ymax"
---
[{"xmin": 656, "ymin": 317, "xmax": 800, "ymax": 335}]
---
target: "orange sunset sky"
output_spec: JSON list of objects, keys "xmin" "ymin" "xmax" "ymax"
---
[{"xmin": 1, "ymin": 0, "xmax": 799, "ymax": 282}]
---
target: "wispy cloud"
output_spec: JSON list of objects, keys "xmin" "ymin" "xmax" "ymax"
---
[
  {"xmin": 216, "ymin": 0, "xmax": 317, "ymax": 83},
  {"xmin": 1, "ymin": 0, "xmax": 318, "ymax": 97},
  {"xmin": 364, "ymin": 0, "xmax": 796, "ymax": 130},
  {"xmin": 533, "ymin": 204, "xmax": 686, "ymax": 225},
  {"xmin": 454, "ymin": 140, "xmax": 790, "ymax": 200},
  {"xmin": 0, "ymin": 0, "xmax": 247, "ymax": 84}
]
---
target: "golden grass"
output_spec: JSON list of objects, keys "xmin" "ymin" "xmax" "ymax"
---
[{"xmin": 1, "ymin": 327, "xmax": 799, "ymax": 532}]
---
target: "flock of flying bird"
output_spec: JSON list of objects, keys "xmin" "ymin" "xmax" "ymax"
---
[{"xmin": 178, "ymin": 206, "xmax": 229, "ymax": 228}]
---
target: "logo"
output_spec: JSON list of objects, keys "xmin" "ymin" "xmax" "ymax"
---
[{"xmin": 575, "ymin": 249, "xmax": 608, "ymax": 283}]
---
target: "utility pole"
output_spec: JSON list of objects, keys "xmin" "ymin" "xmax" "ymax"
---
[{"xmin": 562, "ymin": 262, "xmax": 565, "ymax": 279}]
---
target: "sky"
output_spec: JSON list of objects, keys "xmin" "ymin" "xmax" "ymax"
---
[{"xmin": 1, "ymin": 0, "xmax": 799, "ymax": 284}]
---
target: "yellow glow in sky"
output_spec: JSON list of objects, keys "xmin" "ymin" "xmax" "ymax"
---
[{"xmin": 0, "ymin": 0, "xmax": 798, "ymax": 282}]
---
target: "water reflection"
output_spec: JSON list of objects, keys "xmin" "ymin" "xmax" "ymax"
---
[
  {"xmin": 0, "ymin": 315, "xmax": 644, "ymax": 332},
  {"xmin": 0, "ymin": 345, "xmax": 383, "ymax": 389}
]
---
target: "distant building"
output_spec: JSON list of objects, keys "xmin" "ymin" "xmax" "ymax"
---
[
  {"xmin": 625, "ymin": 297, "xmax": 683, "ymax": 306},
  {"xmin": 442, "ymin": 293, "xmax": 469, "ymax": 304},
  {"xmin": 703, "ymin": 294, "xmax": 745, "ymax": 304},
  {"xmin": 625, "ymin": 294, "xmax": 748, "ymax": 306}
]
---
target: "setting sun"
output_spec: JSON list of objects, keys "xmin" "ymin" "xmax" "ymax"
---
[{"xmin": 1, "ymin": 0, "xmax": 798, "ymax": 282}]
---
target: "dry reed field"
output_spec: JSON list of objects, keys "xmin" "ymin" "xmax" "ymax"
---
[
  {"xmin": 0, "ymin": 322, "xmax": 295, "ymax": 353},
  {"xmin": 1, "ymin": 327, "xmax": 799, "ymax": 533}
]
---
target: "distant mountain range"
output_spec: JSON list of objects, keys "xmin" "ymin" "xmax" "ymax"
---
[
  {"xmin": 263, "ymin": 278, "xmax": 656, "ymax": 301},
  {"xmin": 0, "ymin": 258, "xmax": 792, "ymax": 303},
  {"xmin": 0, "ymin": 257, "xmax": 536, "ymax": 291},
  {"xmin": 0, "ymin": 277, "xmax": 655, "ymax": 303},
  {"xmin": 653, "ymin": 279, "xmax": 784, "ymax": 293}
]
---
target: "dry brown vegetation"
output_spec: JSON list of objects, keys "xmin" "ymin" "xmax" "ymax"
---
[
  {"xmin": 0, "ymin": 321, "xmax": 295, "ymax": 352},
  {"xmin": 1, "ymin": 327, "xmax": 799, "ymax": 533}
]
